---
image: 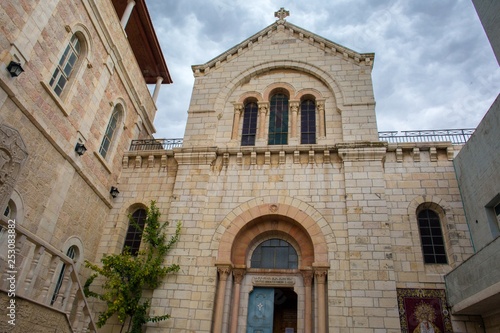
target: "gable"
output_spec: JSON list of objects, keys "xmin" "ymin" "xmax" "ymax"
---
[{"xmin": 191, "ymin": 20, "xmax": 375, "ymax": 76}]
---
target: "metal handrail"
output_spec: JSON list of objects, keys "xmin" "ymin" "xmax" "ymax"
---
[{"xmin": 378, "ymin": 129, "xmax": 474, "ymax": 144}]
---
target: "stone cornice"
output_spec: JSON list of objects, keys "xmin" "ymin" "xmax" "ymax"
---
[{"xmin": 192, "ymin": 21, "xmax": 375, "ymax": 76}]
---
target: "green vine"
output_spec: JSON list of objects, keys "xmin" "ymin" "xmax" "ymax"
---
[{"xmin": 84, "ymin": 201, "xmax": 181, "ymax": 332}]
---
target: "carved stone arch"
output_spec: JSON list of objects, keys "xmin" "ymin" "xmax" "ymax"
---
[
  {"xmin": 111, "ymin": 97, "xmax": 128, "ymax": 127},
  {"xmin": 68, "ymin": 22, "xmax": 93, "ymax": 64},
  {"xmin": 213, "ymin": 60, "xmax": 345, "ymax": 114},
  {"xmin": 407, "ymin": 195, "xmax": 456, "ymax": 265},
  {"xmin": 61, "ymin": 236, "xmax": 85, "ymax": 270},
  {"xmin": 294, "ymin": 88, "xmax": 324, "ymax": 101},
  {"xmin": 0, "ymin": 125, "xmax": 28, "ymax": 215},
  {"xmin": 236, "ymin": 91, "xmax": 263, "ymax": 104},
  {"xmin": 215, "ymin": 196, "xmax": 330, "ymax": 267},
  {"xmin": 263, "ymin": 82, "xmax": 296, "ymax": 101}
]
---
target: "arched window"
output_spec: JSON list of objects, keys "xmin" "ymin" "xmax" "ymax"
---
[
  {"xmin": 51, "ymin": 245, "xmax": 78, "ymax": 305},
  {"xmin": 251, "ymin": 239, "xmax": 298, "ymax": 269},
  {"xmin": 123, "ymin": 208, "xmax": 147, "ymax": 256},
  {"xmin": 49, "ymin": 34, "xmax": 81, "ymax": 96},
  {"xmin": 300, "ymin": 99, "xmax": 316, "ymax": 144},
  {"xmin": 241, "ymin": 101, "xmax": 258, "ymax": 146},
  {"xmin": 268, "ymin": 94, "xmax": 289, "ymax": 145},
  {"xmin": 99, "ymin": 105, "xmax": 122, "ymax": 158},
  {"xmin": 417, "ymin": 209, "xmax": 447, "ymax": 264}
]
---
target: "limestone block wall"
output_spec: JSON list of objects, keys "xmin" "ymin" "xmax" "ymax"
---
[
  {"xmin": 109, "ymin": 142, "xmax": 477, "ymax": 332},
  {"xmin": 184, "ymin": 21, "xmax": 378, "ymax": 148},
  {"xmin": 0, "ymin": 0, "xmax": 161, "ymax": 322},
  {"xmin": 0, "ymin": 292, "xmax": 73, "ymax": 333}
]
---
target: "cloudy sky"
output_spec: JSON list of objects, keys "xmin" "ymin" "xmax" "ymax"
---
[{"xmin": 145, "ymin": 0, "xmax": 499, "ymax": 139}]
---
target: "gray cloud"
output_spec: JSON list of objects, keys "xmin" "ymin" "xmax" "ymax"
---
[{"xmin": 146, "ymin": 0, "xmax": 499, "ymax": 138}]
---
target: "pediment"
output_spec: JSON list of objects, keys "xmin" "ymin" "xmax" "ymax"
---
[{"xmin": 192, "ymin": 20, "xmax": 375, "ymax": 76}]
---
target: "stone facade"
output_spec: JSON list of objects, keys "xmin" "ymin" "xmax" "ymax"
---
[
  {"xmin": 106, "ymin": 15, "xmax": 480, "ymax": 333},
  {"xmin": 0, "ymin": 1, "xmax": 491, "ymax": 333},
  {"xmin": 0, "ymin": 0, "xmax": 166, "ymax": 332}
]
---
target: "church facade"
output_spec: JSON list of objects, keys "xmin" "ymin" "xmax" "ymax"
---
[
  {"xmin": 0, "ymin": 1, "xmax": 493, "ymax": 332},
  {"xmin": 108, "ymin": 9, "xmax": 481, "ymax": 333}
]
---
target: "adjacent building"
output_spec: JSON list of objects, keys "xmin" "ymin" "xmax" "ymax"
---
[{"xmin": 0, "ymin": 0, "xmax": 170, "ymax": 332}]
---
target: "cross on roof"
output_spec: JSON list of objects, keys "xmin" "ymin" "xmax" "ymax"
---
[{"xmin": 274, "ymin": 7, "xmax": 290, "ymax": 21}]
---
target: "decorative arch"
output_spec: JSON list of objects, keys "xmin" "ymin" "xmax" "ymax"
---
[
  {"xmin": 68, "ymin": 22, "xmax": 93, "ymax": 64},
  {"xmin": 237, "ymin": 91, "xmax": 263, "ymax": 104},
  {"xmin": 407, "ymin": 195, "xmax": 456, "ymax": 265},
  {"xmin": 216, "ymin": 197, "xmax": 329, "ymax": 267},
  {"xmin": 294, "ymin": 88, "xmax": 324, "ymax": 101},
  {"xmin": 263, "ymin": 82, "xmax": 296, "ymax": 101},
  {"xmin": 0, "ymin": 125, "xmax": 28, "ymax": 215},
  {"xmin": 61, "ymin": 236, "xmax": 84, "ymax": 269},
  {"xmin": 214, "ymin": 60, "xmax": 344, "ymax": 114}
]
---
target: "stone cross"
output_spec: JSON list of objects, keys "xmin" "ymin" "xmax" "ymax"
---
[{"xmin": 274, "ymin": 7, "xmax": 290, "ymax": 20}]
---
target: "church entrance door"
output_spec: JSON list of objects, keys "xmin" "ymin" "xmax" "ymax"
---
[{"xmin": 247, "ymin": 287, "xmax": 297, "ymax": 333}]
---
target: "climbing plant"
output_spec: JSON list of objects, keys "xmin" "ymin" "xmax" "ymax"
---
[{"xmin": 84, "ymin": 201, "xmax": 181, "ymax": 333}]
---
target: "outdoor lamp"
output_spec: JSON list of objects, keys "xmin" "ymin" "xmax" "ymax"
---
[
  {"xmin": 75, "ymin": 143, "xmax": 87, "ymax": 156},
  {"xmin": 6, "ymin": 61, "xmax": 24, "ymax": 77},
  {"xmin": 110, "ymin": 186, "xmax": 119, "ymax": 198}
]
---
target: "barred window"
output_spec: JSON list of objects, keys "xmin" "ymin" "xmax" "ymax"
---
[
  {"xmin": 241, "ymin": 102, "xmax": 258, "ymax": 146},
  {"xmin": 300, "ymin": 99, "xmax": 316, "ymax": 144},
  {"xmin": 268, "ymin": 94, "xmax": 289, "ymax": 145},
  {"xmin": 418, "ymin": 209, "xmax": 447, "ymax": 264},
  {"xmin": 251, "ymin": 239, "xmax": 298, "ymax": 269}
]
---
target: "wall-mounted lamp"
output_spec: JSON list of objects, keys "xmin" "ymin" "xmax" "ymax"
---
[
  {"xmin": 110, "ymin": 186, "xmax": 119, "ymax": 198},
  {"xmin": 6, "ymin": 61, "xmax": 24, "ymax": 77},
  {"xmin": 75, "ymin": 142, "xmax": 87, "ymax": 156}
]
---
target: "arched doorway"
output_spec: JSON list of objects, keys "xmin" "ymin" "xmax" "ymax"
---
[{"xmin": 213, "ymin": 202, "xmax": 330, "ymax": 333}]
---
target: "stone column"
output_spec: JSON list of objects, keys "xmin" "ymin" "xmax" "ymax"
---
[
  {"xmin": 213, "ymin": 264, "xmax": 232, "ymax": 333},
  {"xmin": 152, "ymin": 76, "xmax": 163, "ymax": 103},
  {"xmin": 230, "ymin": 268, "xmax": 245, "ymax": 333},
  {"xmin": 257, "ymin": 102, "xmax": 269, "ymax": 140},
  {"xmin": 120, "ymin": 0, "xmax": 136, "ymax": 29},
  {"xmin": 317, "ymin": 100, "xmax": 325, "ymax": 138},
  {"xmin": 290, "ymin": 100, "xmax": 300, "ymax": 139},
  {"xmin": 302, "ymin": 270, "xmax": 314, "ymax": 333},
  {"xmin": 231, "ymin": 103, "xmax": 243, "ymax": 140},
  {"xmin": 315, "ymin": 268, "xmax": 328, "ymax": 333}
]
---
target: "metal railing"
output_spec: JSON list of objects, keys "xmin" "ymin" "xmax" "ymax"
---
[
  {"xmin": 128, "ymin": 129, "xmax": 475, "ymax": 151},
  {"xmin": 378, "ymin": 129, "xmax": 474, "ymax": 144},
  {"xmin": 129, "ymin": 138, "xmax": 183, "ymax": 150}
]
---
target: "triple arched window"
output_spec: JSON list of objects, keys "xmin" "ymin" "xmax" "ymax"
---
[{"xmin": 238, "ymin": 92, "xmax": 320, "ymax": 146}]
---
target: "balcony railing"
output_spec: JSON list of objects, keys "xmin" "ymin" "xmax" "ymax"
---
[
  {"xmin": 378, "ymin": 129, "xmax": 474, "ymax": 144},
  {"xmin": 130, "ymin": 138, "xmax": 183, "ymax": 151},
  {"xmin": 129, "ymin": 129, "xmax": 475, "ymax": 151},
  {"xmin": 0, "ymin": 217, "xmax": 97, "ymax": 332}
]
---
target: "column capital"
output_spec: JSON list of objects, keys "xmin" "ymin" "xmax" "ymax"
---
[
  {"xmin": 233, "ymin": 102, "xmax": 243, "ymax": 112},
  {"xmin": 301, "ymin": 270, "xmax": 314, "ymax": 287},
  {"xmin": 257, "ymin": 101, "xmax": 269, "ymax": 114},
  {"xmin": 216, "ymin": 263, "xmax": 233, "ymax": 281},
  {"xmin": 233, "ymin": 268, "xmax": 246, "ymax": 284}
]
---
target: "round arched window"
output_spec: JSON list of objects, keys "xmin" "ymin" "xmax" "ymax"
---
[{"xmin": 251, "ymin": 238, "xmax": 298, "ymax": 269}]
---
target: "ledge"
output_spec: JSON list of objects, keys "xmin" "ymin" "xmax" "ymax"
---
[{"xmin": 40, "ymin": 81, "xmax": 70, "ymax": 117}]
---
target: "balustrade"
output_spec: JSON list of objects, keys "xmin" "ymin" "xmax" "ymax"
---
[{"xmin": 0, "ymin": 217, "xmax": 96, "ymax": 332}]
